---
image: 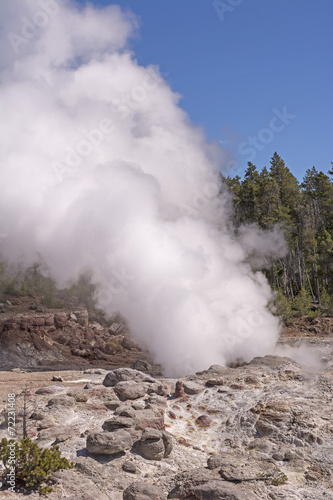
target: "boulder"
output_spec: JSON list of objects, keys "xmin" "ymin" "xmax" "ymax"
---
[
  {"xmin": 183, "ymin": 381, "xmax": 204, "ymax": 395},
  {"xmin": 103, "ymin": 416, "xmax": 135, "ymax": 431},
  {"xmin": 138, "ymin": 428, "xmax": 165, "ymax": 460},
  {"xmin": 161, "ymin": 431, "xmax": 173, "ymax": 457},
  {"xmin": 86, "ymin": 430, "xmax": 132, "ymax": 455},
  {"xmin": 138, "ymin": 427, "xmax": 172, "ymax": 460},
  {"xmin": 103, "ymin": 368, "xmax": 156, "ymax": 387},
  {"xmin": 123, "ymin": 481, "xmax": 166, "ymax": 500},
  {"xmin": 132, "ymin": 409, "xmax": 165, "ymax": 431},
  {"xmin": 121, "ymin": 337, "xmax": 140, "ymax": 350},
  {"xmin": 54, "ymin": 312, "xmax": 68, "ymax": 328},
  {"xmin": 114, "ymin": 381, "xmax": 146, "ymax": 400},
  {"xmin": 132, "ymin": 359, "xmax": 152, "ymax": 372},
  {"xmin": 218, "ymin": 455, "xmax": 271, "ymax": 482},
  {"xmin": 168, "ymin": 468, "xmax": 219, "ymax": 498},
  {"xmin": 193, "ymin": 480, "xmax": 260, "ymax": 500}
]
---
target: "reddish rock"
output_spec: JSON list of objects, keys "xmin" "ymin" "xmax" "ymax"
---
[
  {"xmin": 195, "ymin": 415, "xmax": 213, "ymax": 428},
  {"xmin": 44, "ymin": 314, "xmax": 55, "ymax": 326},
  {"xmin": 175, "ymin": 381, "xmax": 185, "ymax": 398},
  {"xmin": 205, "ymin": 378, "xmax": 224, "ymax": 387},
  {"xmin": 54, "ymin": 312, "xmax": 68, "ymax": 328}
]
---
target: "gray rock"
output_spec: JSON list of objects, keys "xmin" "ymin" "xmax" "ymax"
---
[
  {"xmin": 103, "ymin": 416, "xmax": 135, "ymax": 431},
  {"xmin": 183, "ymin": 380, "xmax": 204, "ymax": 395},
  {"xmin": 132, "ymin": 359, "xmax": 152, "ymax": 372},
  {"xmin": 193, "ymin": 480, "xmax": 260, "ymax": 500},
  {"xmin": 103, "ymin": 367, "xmax": 156, "ymax": 387},
  {"xmin": 114, "ymin": 381, "xmax": 146, "ymax": 400},
  {"xmin": 123, "ymin": 481, "xmax": 166, "ymax": 499},
  {"xmin": 207, "ymin": 453, "xmax": 239, "ymax": 470},
  {"xmin": 168, "ymin": 468, "xmax": 219, "ymax": 498},
  {"xmin": 122, "ymin": 460, "xmax": 138, "ymax": 474},
  {"xmin": 137, "ymin": 427, "xmax": 172, "ymax": 460},
  {"xmin": 86, "ymin": 430, "xmax": 132, "ymax": 455},
  {"xmin": 138, "ymin": 428, "xmax": 165, "ymax": 460},
  {"xmin": 145, "ymin": 394, "xmax": 167, "ymax": 408},
  {"xmin": 219, "ymin": 456, "xmax": 270, "ymax": 482},
  {"xmin": 161, "ymin": 430, "xmax": 173, "ymax": 457},
  {"xmin": 105, "ymin": 400, "xmax": 121, "ymax": 411}
]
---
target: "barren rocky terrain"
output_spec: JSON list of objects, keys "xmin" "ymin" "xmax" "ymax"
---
[{"xmin": 0, "ymin": 298, "xmax": 332, "ymax": 499}]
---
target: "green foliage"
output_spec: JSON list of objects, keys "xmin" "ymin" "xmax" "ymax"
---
[
  {"xmin": 0, "ymin": 437, "xmax": 74, "ymax": 495},
  {"xmin": 59, "ymin": 272, "xmax": 96, "ymax": 311},
  {"xmin": 226, "ymin": 153, "xmax": 333, "ymax": 308},
  {"xmin": 271, "ymin": 471, "xmax": 288, "ymax": 486},
  {"xmin": 292, "ymin": 288, "xmax": 311, "ymax": 316},
  {"xmin": 270, "ymin": 289, "xmax": 293, "ymax": 324},
  {"xmin": 319, "ymin": 288, "xmax": 333, "ymax": 316},
  {"xmin": 0, "ymin": 263, "xmax": 95, "ymax": 311}
]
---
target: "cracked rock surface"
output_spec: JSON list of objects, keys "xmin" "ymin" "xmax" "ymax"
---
[{"xmin": 0, "ymin": 333, "xmax": 333, "ymax": 499}]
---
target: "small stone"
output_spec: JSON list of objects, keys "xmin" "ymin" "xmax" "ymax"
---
[
  {"xmin": 195, "ymin": 415, "xmax": 212, "ymax": 428},
  {"xmin": 272, "ymin": 451, "xmax": 285, "ymax": 461},
  {"xmin": 105, "ymin": 400, "xmax": 121, "ymax": 411},
  {"xmin": 207, "ymin": 455, "xmax": 226, "ymax": 469},
  {"xmin": 205, "ymin": 378, "xmax": 224, "ymax": 387},
  {"xmin": 52, "ymin": 375, "xmax": 63, "ymax": 382},
  {"xmin": 244, "ymin": 375, "xmax": 260, "ymax": 385},
  {"xmin": 122, "ymin": 460, "xmax": 137, "ymax": 474}
]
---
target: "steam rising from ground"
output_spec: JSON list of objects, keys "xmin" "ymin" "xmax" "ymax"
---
[{"xmin": 0, "ymin": 0, "xmax": 287, "ymax": 376}]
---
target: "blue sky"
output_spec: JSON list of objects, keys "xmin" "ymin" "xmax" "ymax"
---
[{"xmin": 76, "ymin": 0, "xmax": 332, "ymax": 182}]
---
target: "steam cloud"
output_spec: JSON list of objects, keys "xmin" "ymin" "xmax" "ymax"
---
[{"xmin": 0, "ymin": 0, "xmax": 287, "ymax": 376}]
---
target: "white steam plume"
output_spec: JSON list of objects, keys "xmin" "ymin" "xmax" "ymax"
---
[{"xmin": 0, "ymin": 0, "xmax": 287, "ymax": 376}]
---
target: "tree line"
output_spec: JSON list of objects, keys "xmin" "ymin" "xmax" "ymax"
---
[{"xmin": 223, "ymin": 152, "xmax": 333, "ymax": 316}]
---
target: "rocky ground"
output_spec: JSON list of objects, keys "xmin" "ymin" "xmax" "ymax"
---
[{"xmin": 0, "ymin": 297, "xmax": 332, "ymax": 499}]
